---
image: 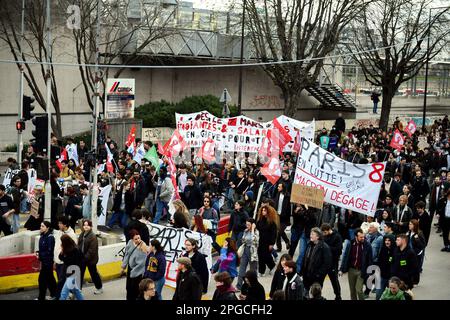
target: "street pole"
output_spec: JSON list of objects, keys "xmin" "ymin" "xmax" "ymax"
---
[
  {"xmin": 237, "ymin": 0, "xmax": 246, "ymax": 116},
  {"xmin": 90, "ymin": 0, "xmax": 102, "ymax": 234},
  {"xmin": 17, "ymin": 0, "xmax": 25, "ymax": 166},
  {"xmin": 44, "ymin": 0, "xmax": 52, "ymax": 222},
  {"xmin": 422, "ymin": 8, "xmax": 431, "ymax": 131}
]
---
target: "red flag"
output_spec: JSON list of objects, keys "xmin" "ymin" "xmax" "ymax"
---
[
  {"xmin": 272, "ymin": 117, "xmax": 292, "ymax": 152},
  {"xmin": 293, "ymin": 130, "xmax": 302, "ymax": 154},
  {"xmin": 105, "ymin": 143, "xmax": 114, "ymax": 173},
  {"xmin": 157, "ymin": 141, "xmax": 165, "ymax": 155},
  {"xmin": 404, "ymin": 120, "xmax": 417, "ymax": 138},
  {"xmin": 164, "ymin": 130, "xmax": 187, "ymax": 157},
  {"xmin": 258, "ymin": 130, "xmax": 272, "ymax": 158},
  {"xmin": 56, "ymin": 148, "xmax": 68, "ymax": 170},
  {"xmin": 197, "ymin": 138, "xmax": 216, "ymax": 162},
  {"xmin": 260, "ymin": 155, "xmax": 281, "ymax": 185},
  {"xmin": 167, "ymin": 157, "xmax": 180, "ymax": 200},
  {"xmin": 390, "ymin": 129, "xmax": 405, "ymax": 150},
  {"xmin": 125, "ymin": 126, "xmax": 136, "ymax": 148}
]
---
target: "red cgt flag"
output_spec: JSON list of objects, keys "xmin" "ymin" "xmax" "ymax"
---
[
  {"xmin": 56, "ymin": 148, "xmax": 68, "ymax": 171},
  {"xmin": 197, "ymin": 138, "xmax": 216, "ymax": 163},
  {"xmin": 125, "ymin": 126, "xmax": 136, "ymax": 148},
  {"xmin": 260, "ymin": 155, "xmax": 281, "ymax": 185},
  {"xmin": 293, "ymin": 130, "xmax": 302, "ymax": 154},
  {"xmin": 390, "ymin": 129, "xmax": 405, "ymax": 150},
  {"xmin": 404, "ymin": 120, "xmax": 417, "ymax": 138},
  {"xmin": 163, "ymin": 130, "xmax": 187, "ymax": 157},
  {"xmin": 272, "ymin": 117, "xmax": 292, "ymax": 152}
]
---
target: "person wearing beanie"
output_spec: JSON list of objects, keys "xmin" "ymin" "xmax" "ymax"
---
[
  {"xmin": 173, "ymin": 257, "xmax": 203, "ymax": 300},
  {"xmin": 376, "ymin": 233, "xmax": 396, "ymax": 300},
  {"xmin": 228, "ymin": 200, "xmax": 249, "ymax": 247}
]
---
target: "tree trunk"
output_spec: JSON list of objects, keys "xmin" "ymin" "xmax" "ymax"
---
[
  {"xmin": 379, "ymin": 85, "xmax": 395, "ymax": 131},
  {"xmin": 283, "ymin": 89, "xmax": 303, "ymax": 118}
]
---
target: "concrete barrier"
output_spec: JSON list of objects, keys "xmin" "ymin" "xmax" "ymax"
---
[{"xmin": 0, "ymin": 233, "xmax": 25, "ymax": 257}]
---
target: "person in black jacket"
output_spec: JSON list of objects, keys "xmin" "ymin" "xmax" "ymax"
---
[
  {"xmin": 228, "ymin": 200, "xmax": 249, "ymax": 247},
  {"xmin": 437, "ymin": 190, "xmax": 450, "ymax": 252},
  {"xmin": 172, "ymin": 257, "xmax": 203, "ymax": 300},
  {"xmin": 130, "ymin": 170, "xmax": 147, "ymax": 209},
  {"xmin": 273, "ymin": 183, "xmax": 291, "ymax": 252},
  {"xmin": 256, "ymin": 205, "xmax": 279, "ymax": 276},
  {"xmin": 390, "ymin": 234, "xmax": 418, "ymax": 290},
  {"xmin": 339, "ymin": 228, "xmax": 373, "ymax": 300},
  {"xmin": 411, "ymin": 169, "xmax": 430, "ymax": 205},
  {"xmin": 375, "ymin": 234, "xmax": 396, "ymax": 300},
  {"xmin": 124, "ymin": 209, "xmax": 150, "ymax": 245},
  {"xmin": 212, "ymin": 271, "xmax": 238, "ymax": 301},
  {"xmin": 183, "ymin": 238, "xmax": 209, "ymax": 294},
  {"xmin": 269, "ymin": 253, "xmax": 292, "ymax": 299},
  {"xmin": 181, "ymin": 175, "xmax": 202, "ymax": 218},
  {"xmin": 282, "ymin": 260, "xmax": 305, "ymax": 300},
  {"xmin": 413, "ymin": 202, "xmax": 431, "ymax": 245},
  {"xmin": 64, "ymin": 186, "xmax": 82, "ymax": 230},
  {"xmin": 239, "ymin": 270, "xmax": 265, "ymax": 301},
  {"xmin": 36, "ymin": 221, "xmax": 57, "ymax": 300},
  {"xmin": 289, "ymin": 204, "xmax": 316, "ymax": 273},
  {"xmin": 301, "ymin": 227, "xmax": 332, "ymax": 293},
  {"xmin": 58, "ymin": 234, "xmax": 84, "ymax": 300},
  {"xmin": 321, "ymin": 223, "xmax": 343, "ymax": 300},
  {"xmin": 108, "ymin": 172, "xmax": 129, "ymax": 229}
]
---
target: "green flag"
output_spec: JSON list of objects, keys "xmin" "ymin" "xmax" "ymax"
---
[{"xmin": 144, "ymin": 145, "xmax": 160, "ymax": 171}]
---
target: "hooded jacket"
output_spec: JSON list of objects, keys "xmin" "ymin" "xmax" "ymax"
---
[
  {"xmin": 38, "ymin": 231, "xmax": 55, "ymax": 267},
  {"xmin": 377, "ymin": 233, "xmax": 396, "ymax": 279},
  {"xmin": 78, "ymin": 229, "xmax": 99, "ymax": 265}
]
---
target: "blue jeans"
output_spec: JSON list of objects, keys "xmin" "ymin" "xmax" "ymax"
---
[
  {"xmin": 108, "ymin": 210, "xmax": 128, "ymax": 228},
  {"xmin": 11, "ymin": 214, "xmax": 21, "ymax": 233},
  {"xmin": 20, "ymin": 197, "xmax": 29, "ymax": 213},
  {"xmin": 60, "ymin": 276, "xmax": 84, "ymax": 300},
  {"xmin": 373, "ymin": 102, "xmax": 378, "ymax": 113},
  {"xmin": 154, "ymin": 199, "xmax": 169, "ymax": 224},
  {"xmin": 155, "ymin": 277, "xmax": 165, "ymax": 300},
  {"xmin": 290, "ymin": 229, "xmax": 307, "ymax": 273}
]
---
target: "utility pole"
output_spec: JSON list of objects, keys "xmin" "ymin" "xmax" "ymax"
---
[
  {"xmin": 422, "ymin": 8, "xmax": 431, "ymax": 130},
  {"xmin": 17, "ymin": 0, "xmax": 26, "ymax": 166},
  {"xmin": 237, "ymin": 0, "xmax": 246, "ymax": 116},
  {"xmin": 44, "ymin": 0, "xmax": 52, "ymax": 222}
]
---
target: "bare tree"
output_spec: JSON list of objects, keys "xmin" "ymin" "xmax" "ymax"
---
[
  {"xmin": 245, "ymin": 0, "xmax": 369, "ymax": 117},
  {"xmin": 0, "ymin": 0, "xmax": 63, "ymax": 137},
  {"xmin": 60, "ymin": 0, "xmax": 177, "ymax": 112},
  {"xmin": 347, "ymin": 0, "xmax": 450, "ymax": 130}
]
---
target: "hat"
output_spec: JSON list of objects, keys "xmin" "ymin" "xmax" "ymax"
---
[
  {"xmin": 177, "ymin": 257, "xmax": 191, "ymax": 268},
  {"xmin": 245, "ymin": 190, "xmax": 254, "ymax": 201}
]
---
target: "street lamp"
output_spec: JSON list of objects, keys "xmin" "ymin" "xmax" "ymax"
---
[
  {"xmin": 237, "ymin": 0, "xmax": 246, "ymax": 115},
  {"xmin": 422, "ymin": 5, "xmax": 450, "ymax": 130}
]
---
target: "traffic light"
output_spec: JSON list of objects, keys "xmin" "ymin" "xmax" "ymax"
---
[
  {"xmin": 16, "ymin": 121, "xmax": 25, "ymax": 132},
  {"xmin": 32, "ymin": 115, "xmax": 48, "ymax": 153},
  {"xmin": 23, "ymin": 95, "xmax": 35, "ymax": 121}
]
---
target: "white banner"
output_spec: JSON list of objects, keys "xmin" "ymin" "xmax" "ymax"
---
[
  {"xmin": 294, "ymin": 138, "xmax": 386, "ymax": 216},
  {"xmin": 2, "ymin": 168, "xmax": 20, "ymax": 192},
  {"xmin": 65, "ymin": 144, "xmax": 79, "ymax": 166},
  {"xmin": 97, "ymin": 185, "xmax": 112, "ymax": 226},
  {"xmin": 146, "ymin": 223, "xmax": 212, "ymax": 288}
]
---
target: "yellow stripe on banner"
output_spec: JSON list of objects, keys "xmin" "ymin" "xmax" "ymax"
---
[
  {"xmin": 0, "ymin": 261, "xmax": 123, "ymax": 294},
  {"xmin": 216, "ymin": 232, "xmax": 229, "ymax": 247}
]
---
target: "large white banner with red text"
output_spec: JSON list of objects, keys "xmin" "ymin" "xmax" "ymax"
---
[
  {"xmin": 294, "ymin": 138, "xmax": 386, "ymax": 216},
  {"xmin": 175, "ymin": 111, "xmax": 315, "ymax": 153}
]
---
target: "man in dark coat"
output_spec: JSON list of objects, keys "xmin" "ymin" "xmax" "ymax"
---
[
  {"xmin": 413, "ymin": 201, "xmax": 432, "ymax": 245},
  {"xmin": 181, "ymin": 175, "xmax": 202, "ymax": 214},
  {"xmin": 391, "ymin": 234, "xmax": 418, "ymax": 289},
  {"xmin": 437, "ymin": 190, "xmax": 450, "ymax": 252},
  {"xmin": 334, "ymin": 113, "xmax": 346, "ymax": 135},
  {"xmin": 429, "ymin": 176, "xmax": 445, "ymax": 222},
  {"xmin": 172, "ymin": 257, "xmax": 203, "ymax": 300},
  {"xmin": 124, "ymin": 210, "xmax": 150, "ymax": 245},
  {"xmin": 321, "ymin": 223, "xmax": 343, "ymax": 300},
  {"xmin": 411, "ymin": 169, "xmax": 430, "ymax": 205},
  {"xmin": 300, "ymin": 227, "xmax": 332, "ymax": 293}
]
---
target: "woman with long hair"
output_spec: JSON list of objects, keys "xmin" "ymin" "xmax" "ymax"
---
[
  {"xmin": 191, "ymin": 214, "xmax": 208, "ymax": 234},
  {"xmin": 58, "ymin": 234, "xmax": 84, "ymax": 300},
  {"xmin": 37, "ymin": 221, "xmax": 57, "ymax": 300},
  {"xmin": 143, "ymin": 239, "xmax": 167, "ymax": 300},
  {"xmin": 239, "ymin": 270, "xmax": 265, "ymax": 301},
  {"xmin": 406, "ymin": 219, "xmax": 426, "ymax": 285},
  {"xmin": 269, "ymin": 253, "xmax": 292, "ymax": 299},
  {"xmin": 183, "ymin": 238, "xmax": 209, "ymax": 294},
  {"xmin": 256, "ymin": 205, "xmax": 279, "ymax": 277},
  {"xmin": 171, "ymin": 199, "xmax": 190, "ymax": 229},
  {"xmin": 236, "ymin": 218, "xmax": 259, "ymax": 291},
  {"xmin": 212, "ymin": 237, "xmax": 239, "ymax": 280}
]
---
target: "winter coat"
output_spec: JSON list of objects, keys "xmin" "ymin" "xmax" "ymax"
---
[
  {"xmin": 38, "ymin": 231, "xmax": 55, "ymax": 267},
  {"xmin": 212, "ymin": 286, "xmax": 238, "ymax": 301},
  {"xmin": 340, "ymin": 239, "xmax": 373, "ymax": 280},
  {"xmin": 413, "ymin": 211, "xmax": 432, "ymax": 245},
  {"xmin": 183, "ymin": 251, "xmax": 209, "ymax": 294},
  {"xmin": 228, "ymin": 209, "xmax": 249, "ymax": 234},
  {"xmin": 273, "ymin": 192, "xmax": 292, "ymax": 225},
  {"xmin": 241, "ymin": 282, "xmax": 266, "ymax": 301},
  {"xmin": 121, "ymin": 240, "xmax": 147, "ymax": 279},
  {"xmin": 143, "ymin": 251, "xmax": 166, "ymax": 281},
  {"xmin": 77, "ymin": 230, "xmax": 99, "ymax": 265},
  {"xmin": 256, "ymin": 217, "xmax": 278, "ymax": 247},
  {"xmin": 217, "ymin": 248, "xmax": 238, "ymax": 278},
  {"xmin": 181, "ymin": 184, "xmax": 202, "ymax": 210},
  {"xmin": 406, "ymin": 231, "xmax": 426, "ymax": 256},
  {"xmin": 270, "ymin": 269, "xmax": 286, "ymax": 298},
  {"xmin": 377, "ymin": 234, "xmax": 396, "ymax": 280},
  {"xmin": 157, "ymin": 177, "xmax": 174, "ymax": 203},
  {"xmin": 172, "ymin": 269, "xmax": 203, "ymax": 300},
  {"xmin": 393, "ymin": 205, "xmax": 413, "ymax": 233},
  {"xmin": 390, "ymin": 246, "xmax": 418, "ymax": 289},
  {"xmin": 301, "ymin": 240, "xmax": 332, "ymax": 282},
  {"xmin": 284, "ymin": 273, "xmax": 305, "ymax": 301},
  {"xmin": 242, "ymin": 229, "xmax": 259, "ymax": 262},
  {"xmin": 366, "ymin": 231, "xmax": 384, "ymax": 263},
  {"xmin": 323, "ymin": 230, "xmax": 343, "ymax": 267}
]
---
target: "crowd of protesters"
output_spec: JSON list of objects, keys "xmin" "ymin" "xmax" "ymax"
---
[{"xmin": 0, "ymin": 114, "xmax": 449, "ymax": 301}]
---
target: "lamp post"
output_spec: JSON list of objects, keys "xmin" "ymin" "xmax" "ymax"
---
[
  {"xmin": 423, "ymin": 6, "xmax": 450, "ymax": 130},
  {"xmin": 237, "ymin": 0, "xmax": 246, "ymax": 115}
]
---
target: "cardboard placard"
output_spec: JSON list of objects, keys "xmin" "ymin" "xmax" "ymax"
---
[
  {"xmin": 417, "ymin": 136, "xmax": 429, "ymax": 150},
  {"xmin": 30, "ymin": 199, "xmax": 40, "ymax": 219},
  {"xmin": 290, "ymin": 184, "xmax": 324, "ymax": 209}
]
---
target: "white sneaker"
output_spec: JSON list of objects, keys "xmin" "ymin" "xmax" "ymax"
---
[
  {"xmin": 268, "ymin": 268, "xmax": 274, "ymax": 276},
  {"xmin": 45, "ymin": 296, "xmax": 57, "ymax": 300},
  {"xmin": 258, "ymin": 272, "xmax": 265, "ymax": 278},
  {"xmin": 94, "ymin": 288, "xmax": 103, "ymax": 295}
]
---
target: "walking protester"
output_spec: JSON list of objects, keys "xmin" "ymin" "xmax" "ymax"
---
[
  {"xmin": 269, "ymin": 254, "xmax": 292, "ymax": 299},
  {"xmin": 173, "ymin": 257, "xmax": 203, "ymax": 300},
  {"xmin": 228, "ymin": 200, "xmax": 249, "ymax": 247},
  {"xmin": 54, "ymin": 215, "xmax": 77, "ymax": 299},
  {"xmin": 321, "ymin": 223, "xmax": 343, "ymax": 300},
  {"xmin": 137, "ymin": 278, "xmax": 158, "ymax": 301},
  {"xmin": 282, "ymin": 260, "xmax": 305, "ymax": 300},
  {"xmin": 36, "ymin": 221, "xmax": 57, "ymax": 300},
  {"xmin": 300, "ymin": 227, "xmax": 332, "ymax": 293},
  {"xmin": 375, "ymin": 234, "xmax": 396, "ymax": 300},
  {"xmin": 273, "ymin": 183, "xmax": 291, "ymax": 252},
  {"xmin": 212, "ymin": 271, "xmax": 238, "ymax": 301},
  {"xmin": 339, "ymin": 228, "xmax": 373, "ymax": 300},
  {"xmin": 429, "ymin": 176, "xmax": 445, "ymax": 223},
  {"xmin": 436, "ymin": 189, "xmax": 450, "ymax": 252},
  {"xmin": 143, "ymin": 239, "xmax": 166, "ymax": 300},
  {"xmin": 170, "ymin": 199, "xmax": 190, "ymax": 229},
  {"xmin": 124, "ymin": 209, "xmax": 150, "ymax": 245},
  {"xmin": 394, "ymin": 195, "xmax": 413, "ymax": 234},
  {"xmin": 198, "ymin": 196, "xmax": 221, "ymax": 252},
  {"xmin": 78, "ymin": 184, "xmax": 92, "ymax": 220},
  {"xmin": 406, "ymin": 219, "xmax": 426, "ymax": 285},
  {"xmin": 8, "ymin": 175, "xmax": 26, "ymax": 233},
  {"xmin": 236, "ymin": 218, "xmax": 259, "ymax": 291},
  {"xmin": 289, "ymin": 204, "xmax": 316, "ymax": 273},
  {"xmin": 183, "ymin": 238, "xmax": 209, "ymax": 294},
  {"xmin": 243, "ymin": 190, "xmax": 256, "ymax": 216},
  {"xmin": 64, "ymin": 186, "xmax": 82, "ymax": 230},
  {"xmin": 391, "ymin": 234, "xmax": 418, "ymax": 290},
  {"xmin": 181, "ymin": 175, "xmax": 202, "ymax": 219},
  {"xmin": 121, "ymin": 229, "xmax": 148, "ymax": 300},
  {"xmin": 78, "ymin": 219, "xmax": 103, "ymax": 294},
  {"xmin": 413, "ymin": 202, "xmax": 431, "ymax": 245},
  {"xmin": 0, "ymin": 184, "xmax": 15, "ymax": 236},
  {"xmin": 211, "ymin": 237, "xmax": 239, "ymax": 280},
  {"xmin": 411, "ymin": 169, "xmax": 430, "ymax": 204},
  {"xmin": 108, "ymin": 172, "xmax": 129, "ymax": 229},
  {"xmin": 239, "ymin": 270, "xmax": 265, "ymax": 301},
  {"xmin": 366, "ymin": 222, "xmax": 384, "ymax": 263},
  {"xmin": 154, "ymin": 166, "xmax": 174, "ymax": 224},
  {"xmin": 377, "ymin": 209, "xmax": 393, "ymax": 235},
  {"xmin": 380, "ymin": 277, "xmax": 406, "ymax": 300},
  {"xmin": 256, "ymin": 205, "xmax": 279, "ymax": 277},
  {"xmin": 58, "ymin": 234, "xmax": 84, "ymax": 300}
]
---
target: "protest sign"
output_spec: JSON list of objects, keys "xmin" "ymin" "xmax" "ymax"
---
[
  {"xmin": 290, "ymin": 184, "xmax": 324, "ymax": 209},
  {"xmin": 30, "ymin": 199, "xmax": 40, "ymax": 219},
  {"xmin": 65, "ymin": 143, "xmax": 79, "ymax": 166},
  {"xmin": 294, "ymin": 138, "xmax": 386, "ymax": 216},
  {"xmin": 97, "ymin": 185, "xmax": 112, "ymax": 226},
  {"xmin": 2, "ymin": 168, "xmax": 20, "ymax": 192},
  {"xmin": 146, "ymin": 223, "xmax": 212, "ymax": 288},
  {"xmin": 417, "ymin": 136, "xmax": 430, "ymax": 150}
]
